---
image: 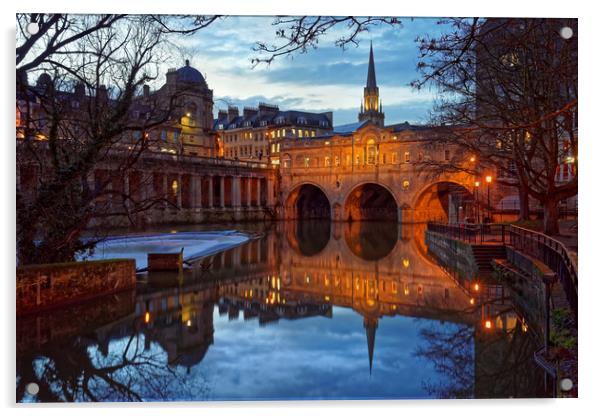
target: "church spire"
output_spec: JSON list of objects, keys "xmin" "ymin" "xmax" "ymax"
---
[
  {"xmin": 358, "ymin": 42, "xmax": 385, "ymax": 127},
  {"xmin": 366, "ymin": 41, "xmax": 377, "ymax": 89}
]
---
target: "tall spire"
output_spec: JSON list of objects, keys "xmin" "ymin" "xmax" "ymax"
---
[{"xmin": 366, "ymin": 41, "xmax": 377, "ymax": 89}]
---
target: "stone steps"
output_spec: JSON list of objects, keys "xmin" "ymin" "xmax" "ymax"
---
[{"xmin": 471, "ymin": 244, "xmax": 507, "ymax": 275}]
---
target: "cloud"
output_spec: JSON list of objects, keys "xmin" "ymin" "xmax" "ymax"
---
[{"xmin": 155, "ymin": 16, "xmax": 444, "ymax": 126}]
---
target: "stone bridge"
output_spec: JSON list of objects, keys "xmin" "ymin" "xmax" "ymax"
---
[{"xmin": 277, "ymin": 122, "xmax": 505, "ymax": 223}]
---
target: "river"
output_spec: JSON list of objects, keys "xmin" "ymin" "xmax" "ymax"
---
[{"xmin": 16, "ymin": 221, "xmax": 548, "ymax": 402}]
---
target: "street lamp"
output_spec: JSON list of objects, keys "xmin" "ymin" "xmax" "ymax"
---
[
  {"xmin": 474, "ymin": 181, "xmax": 480, "ymax": 223},
  {"xmin": 485, "ymin": 175, "xmax": 493, "ymax": 221}
]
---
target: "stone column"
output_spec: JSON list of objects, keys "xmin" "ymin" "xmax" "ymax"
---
[
  {"xmin": 162, "ymin": 174, "xmax": 168, "ymax": 209},
  {"xmin": 256, "ymin": 178, "xmax": 262, "ymax": 207},
  {"xmin": 246, "ymin": 177, "xmax": 252, "ymax": 207},
  {"xmin": 232, "ymin": 176, "xmax": 241, "ymax": 208},
  {"xmin": 219, "ymin": 176, "xmax": 225, "ymax": 208},
  {"xmin": 266, "ymin": 178, "xmax": 275, "ymax": 207},
  {"xmin": 207, "ymin": 176, "xmax": 214, "ymax": 208},
  {"xmin": 176, "ymin": 174, "xmax": 182, "ymax": 209},
  {"xmin": 191, "ymin": 175, "xmax": 199, "ymax": 209}
]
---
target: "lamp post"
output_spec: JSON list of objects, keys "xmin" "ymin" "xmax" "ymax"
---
[
  {"xmin": 474, "ymin": 181, "xmax": 480, "ymax": 223},
  {"xmin": 485, "ymin": 175, "xmax": 493, "ymax": 221}
]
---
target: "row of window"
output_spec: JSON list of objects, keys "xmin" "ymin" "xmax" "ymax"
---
[
  {"xmin": 223, "ymin": 128, "xmax": 318, "ymax": 143},
  {"xmin": 225, "ymin": 145, "xmax": 269, "ymax": 159}
]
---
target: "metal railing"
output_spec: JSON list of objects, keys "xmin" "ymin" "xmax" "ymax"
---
[
  {"xmin": 427, "ymin": 222, "xmax": 578, "ymax": 319},
  {"xmin": 508, "ymin": 226, "xmax": 578, "ymax": 320},
  {"xmin": 426, "ymin": 222, "xmax": 509, "ymax": 245}
]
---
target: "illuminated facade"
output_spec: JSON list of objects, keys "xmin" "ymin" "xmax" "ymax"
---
[{"xmin": 214, "ymin": 103, "xmax": 333, "ymax": 164}]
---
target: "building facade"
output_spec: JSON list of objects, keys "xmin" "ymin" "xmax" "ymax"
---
[{"xmin": 214, "ymin": 103, "xmax": 333, "ymax": 165}]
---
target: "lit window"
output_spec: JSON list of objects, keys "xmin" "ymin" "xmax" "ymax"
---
[
  {"xmin": 325, "ymin": 157, "xmax": 331, "ymax": 167},
  {"xmin": 335, "ymin": 156, "xmax": 340, "ymax": 166},
  {"xmin": 403, "ymin": 180, "xmax": 410, "ymax": 190},
  {"xmin": 304, "ymin": 158, "xmax": 310, "ymax": 167},
  {"xmin": 404, "ymin": 152, "xmax": 410, "ymax": 163}
]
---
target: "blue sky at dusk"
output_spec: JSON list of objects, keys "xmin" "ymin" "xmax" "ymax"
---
[{"xmin": 163, "ymin": 16, "xmax": 448, "ymax": 126}]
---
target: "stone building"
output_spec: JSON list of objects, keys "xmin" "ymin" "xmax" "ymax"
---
[
  {"xmin": 142, "ymin": 59, "xmax": 218, "ymax": 157},
  {"xmin": 214, "ymin": 103, "xmax": 333, "ymax": 165}
]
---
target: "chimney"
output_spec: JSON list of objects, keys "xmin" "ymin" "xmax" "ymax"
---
[
  {"xmin": 166, "ymin": 67, "xmax": 177, "ymax": 86},
  {"xmin": 243, "ymin": 106, "xmax": 259, "ymax": 118},
  {"xmin": 218, "ymin": 109, "xmax": 228, "ymax": 120},
  {"xmin": 258, "ymin": 102, "xmax": 279, "ymax": 117},
  {"xmin": 227, "ymin": 106, "xmax": 239, "ymax": 122},
  {"xmin": 143, "ymin": 84, "xmax": 150, "ymax": 98}
]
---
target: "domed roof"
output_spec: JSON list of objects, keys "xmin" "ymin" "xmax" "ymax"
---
[{"xmin": 176, "ymin": 60, "xmax": 207, "ymax": 86}]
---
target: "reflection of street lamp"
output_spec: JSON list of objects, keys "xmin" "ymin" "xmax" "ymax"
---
[
  {"xmin": 485, "ymin": 175, "xmax": 493, "ymax": 221},
  {"xmin": 474, "ymin": 181, "xmax": 480, "ymax": 223}
]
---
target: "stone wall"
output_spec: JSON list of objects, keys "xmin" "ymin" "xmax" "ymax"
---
[
  {"xmin": 17, "ymin": 259, "xmax": 136, "ymax": 316},
  {"xmin": 425, "ymin": 230, "xmax": 480, "ymax": 281},
  {"xmin": 492, "ymin": 247, "xmax": 553, "ymax": 338}
]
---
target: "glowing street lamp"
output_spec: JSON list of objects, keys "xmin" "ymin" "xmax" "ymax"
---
[
  {"xmin": 485, "ymin": 175, "xmax": 493, "ymax": 221},
  {"xmin": 474, "ymin": 181, "xmax": 481, "ymax": 223}
]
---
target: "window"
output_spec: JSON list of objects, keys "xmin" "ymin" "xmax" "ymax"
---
[
  {"xmin": 325, "ymin": 157, "xmax": 331, "ymax": 167},
  {"xmin": 404, "ymin": 152, "xmax": 410, "ymax": 163},
  {"xmin": 403, "ymin": 180, "xmax": 410, "ymax": 190},
  {"xmin": 161, "ymin": 130, "xmax": 167, "ymax": 141},
  {"xmin": 335, "ymin": 156, "xmax": 340, "ymax": 167},
  {"xmin": 298, "ymin": 130, "xmax": 303, "ymax": 138},
  {"xmin": 444, "ymin": 149, "xmax": 450, "ymax": 161},
  {"xmin": 174, "ymin": 131, "xmax": 180, "ymax": 143},
  {"xmin": 304, "ymin": 158, "xmax": 310, "ymax": 168},
  {"xmin": 367, "ymin": 141, "xmax": 377, "ymax": 164},
  {"xmin": 311, "ymin": 130, "xmax": 316, "ymax": 137},
  {"xmin": 382, "ymin": 153, "xmax": 387, "ymax": 164}
]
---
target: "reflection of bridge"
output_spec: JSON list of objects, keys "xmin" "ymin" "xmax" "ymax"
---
[{"xmin": 17, "ymin": 222, "xmax": 543, "ymax": 396}]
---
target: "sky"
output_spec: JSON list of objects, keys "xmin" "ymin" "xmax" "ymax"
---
[{"xmin": 160, "ymin": 16, "xmax": 447, "ymax": 126}]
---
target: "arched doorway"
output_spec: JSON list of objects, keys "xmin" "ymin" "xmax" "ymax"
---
[
  {"xmin": 413, "ymin": 181, "xmax": 474, "ymax": 223},
  {"xmin": 344, "ymin": 183, "xmax": 398, "ymax": 222},
  {"xmin": 286, "ymin": 184, "xmax": 331, "ymax": 220}
]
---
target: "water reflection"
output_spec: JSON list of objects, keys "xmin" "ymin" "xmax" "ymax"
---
[{"xmin": 16, "ymin": 221, "xmax": 547, "ymax": 402}]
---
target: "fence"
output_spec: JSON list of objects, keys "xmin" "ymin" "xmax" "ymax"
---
[{"xmin": 427, "ymin": 222, "xmax": 578, "ymax": 319}]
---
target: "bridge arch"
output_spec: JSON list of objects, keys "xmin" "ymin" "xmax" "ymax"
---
[
  {"xmin": 285, "ymin": 182, "xmax": 331, "ymax": 220},
  {"xmin": 412, "ymin": 180, "xmax": 475, "ymax": 223},
  {"xmin": 343, "ymin": 182, "xmax": 399, "ymax": 222}
]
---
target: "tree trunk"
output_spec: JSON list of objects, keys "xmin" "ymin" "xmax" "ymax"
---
[
  {"xmin": 518, "ymin": 185, "xmax": 530, "ymax": 221},
  {"xmin": 543, "ymin": 197, "xmax": 560, "ymax": 235}
]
